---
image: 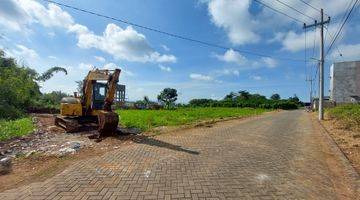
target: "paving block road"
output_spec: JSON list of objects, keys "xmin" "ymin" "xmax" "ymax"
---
[{"xmin": 0, "ymin": 110, "xmax": 358, "ymax": 199}]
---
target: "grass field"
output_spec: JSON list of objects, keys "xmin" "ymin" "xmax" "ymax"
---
[
  {"xmin": 327, "ymin": 104, "xmax": 360, "ymax": 131},
  {"xmin": 0, "ymin": 117, "xmax": 34, "ymax": 141},
  {"xmin": 117, "ymin": 107, "xmax": 269, "ymax": 131}
]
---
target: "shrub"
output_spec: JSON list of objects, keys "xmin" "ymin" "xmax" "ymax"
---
[{"xmin": 327, "ymin": 104, "xmax": 360, "ymax": 131}]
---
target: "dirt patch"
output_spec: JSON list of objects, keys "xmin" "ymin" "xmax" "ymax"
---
[
  {"xmin": 0, "ymin": 137, "xmax": 135, "ymax": 192},
  {"xmin": 317, "ymin": 113, "xmax": 360, "ymax": 174},
  {"xmin": 0, "ymin": 114, "xmax": 137, "ymax": 192}
]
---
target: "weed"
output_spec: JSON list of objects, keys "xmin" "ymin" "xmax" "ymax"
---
[{"xmin": 0, "ymin": 117, "xmax": 34, "ymax": 141}]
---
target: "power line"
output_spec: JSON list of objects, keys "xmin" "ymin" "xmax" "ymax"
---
[
  {"xmin": 325, "ymin": 0, "xmax": 359, "ymax": 56},
  {"xmin": 298, "ymin": 0, "xmax": 321, "ymax": 12},
  {"xmin": 297, "ymin": 0, "xmax": 329, "ymax": 17},
  {"xmin": 275, "ymin": 0, "xmax": 316, "ymax": 21},
  {"xmin": 42, "ymin": 0, "xmax": 310, "ymax": 62},
  {"xmin": 253, "ymin": 0, "xmax": 305, "ymax": 23},
  {"xmin": 324, "ymin": 26, "xmax": 343, "ymax": 58},
  {"xmin": 304, "ymin": 27, "xmax": 307, "ymax": 79}
]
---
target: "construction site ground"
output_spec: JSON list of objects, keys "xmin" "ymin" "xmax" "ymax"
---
[{"xmin": 0, "ymin": 110, "xmax": 359, "ymax": 199}]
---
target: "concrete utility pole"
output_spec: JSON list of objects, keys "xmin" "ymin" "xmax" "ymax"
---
[
  {"xmin": 303, "ymin": 8, "xmax": 330, "ymax": 120},
  {"xmin": 305, "ymin": 77, "xmax": 314, "ymax": 103}
]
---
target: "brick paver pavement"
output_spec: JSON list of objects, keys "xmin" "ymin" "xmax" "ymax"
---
[{"xmin": 0, "ymin": 110, "xmax": 358, "ymax": 199}]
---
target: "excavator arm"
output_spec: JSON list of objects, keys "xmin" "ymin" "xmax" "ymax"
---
[
  {"xmin": 97, "ymin": 69, "xmax": 121, "ymax": 137},
  {"xmin": 103, "ymin": 69, "xmax": 121, "ymax": 111}
]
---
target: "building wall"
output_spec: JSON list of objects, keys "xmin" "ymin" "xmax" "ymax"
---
[{"xmin": 330, "ymin": 61, "xmax": 360, "ymax": 103}]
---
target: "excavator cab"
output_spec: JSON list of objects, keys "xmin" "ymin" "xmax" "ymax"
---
[
  {"xmin": 92, "ymin": 82, "xmax": 108, "ymax": 109},
  {"xmin": 55, "ymin": 68, "xmax": 121, "ymax": 137}
]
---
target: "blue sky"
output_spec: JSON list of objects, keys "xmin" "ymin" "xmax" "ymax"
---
[{"xmin": 0, "ymin": 0, "xmax": 359, "ymax": 102}]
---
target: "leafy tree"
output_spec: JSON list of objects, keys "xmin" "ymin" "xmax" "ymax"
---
[
  {"xmin": 134, "ymin": 96, "xmax": 151, "ymax": 109},
  {"xmin": 224, "ymin": 92, "xmax": 237, "ymax": 100},
  {"xmin": 143, "ymin": 96, "xmax": 150, "ymax": 108},
  {"xmin": 0, "ymin": 49, "xmax": 67, "ymax": 119},
  {"xmin": 288, "ymin": 94, "xmax": 300, "ymax": 104},
  {"xmin": 188, "ymin": 90, "xmax": 299, "ymax": 110},
  {"xmin": 76, "ymin": 80, "xmax": 84, "ymax": 96},
  {"xmin": 37, "ymin": 91, "xmax": 69, "ymax": 108},
  {"xmin": 157, "ymin": 88, "xmax": 178, "ymax": 109},
  {"xmin": 270, "ymin": 93, "xmax": 281, "ymax": 100},
  {"xmin": 238, "ymin": 90, "xmax": 251, "ymax": 100},
  {"xmin": 36, "ymin": 67, "xmax": 67, "ymax": 82}
]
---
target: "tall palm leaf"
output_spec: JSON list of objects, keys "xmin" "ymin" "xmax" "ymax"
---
[{"xmin": 36, "ymin": 66, "xmax": 67, "ymax": 82}]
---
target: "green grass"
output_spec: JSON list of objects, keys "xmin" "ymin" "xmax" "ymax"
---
[
  {"xmin": 327, "ymin": 104, "xmax": 360, "ymax": 131},
  {"xmin": 117, "ymin": 107, "xmax": 269, "ymax": 131},
  {"xmin": 0, "ymin": 117, "xmax": 34, "ymax": 141}
]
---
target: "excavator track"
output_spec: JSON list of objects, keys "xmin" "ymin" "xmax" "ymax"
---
[{"xmin": 55, "ymin": 116, "xmax": 81, "ymax": 133}]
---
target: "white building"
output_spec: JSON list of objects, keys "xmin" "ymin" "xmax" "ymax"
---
[{"xmin": 330, "ymin": 61, "xmax": 360, "ymax": 104}]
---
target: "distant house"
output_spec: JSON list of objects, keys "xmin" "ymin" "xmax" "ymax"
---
[
  {"xmin": 330, "ymin": 61, "xmax": 360, "ymax": 104},
  {"xmin": 115, "ymin": 84, "xmax": 126, "ymax": 103},
  {"xmin": 312, "ymin": 96, "xmax": 334, "ymax": 110}
]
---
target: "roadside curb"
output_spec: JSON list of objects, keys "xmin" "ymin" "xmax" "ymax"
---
[{"xmin": 315, "ymin": 119, "xmax": 360, "ymax": 195}]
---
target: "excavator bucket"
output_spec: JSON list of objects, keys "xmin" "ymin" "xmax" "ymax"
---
[{"xmin": 97, "ymin": 111, "xmax": 119, "ymax": 137}]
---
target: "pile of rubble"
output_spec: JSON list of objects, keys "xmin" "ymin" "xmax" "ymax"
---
[{"xmin": 0, "ymin": 114, "xmax": 97, "ymax": 174}]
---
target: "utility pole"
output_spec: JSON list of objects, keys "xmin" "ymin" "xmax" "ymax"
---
[
  {"xmin": 305, "ymin": 76, "xmax": 314, "ymax": 103},
  {"xmin": 304, "ymin": 8, "xmax": 330, "ymax": 120}
]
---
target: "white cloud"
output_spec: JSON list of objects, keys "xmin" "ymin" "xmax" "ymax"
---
[
  {"xmin": 0, "ymin": 0, "xmax": 177, "ymax": 64},
  {"xmin": 48, "ymin": 55, "xmax": 57, "ymax": 59},
  {"xmin": 79, "ymin": 63, "xmax": 93, "ymax": 71},
  {"xmin": 205, "ymin": 0, "xmax": 259, "ymax": 45},
  {"xmin": 158, "ymin": 65, "xmax": 171, "ymax": 72},
  {"xmin": 48, "ymin": 32, "xmax": 55, "ymax": 38},
  {"xmin": 278, "ymin": 22, "xmax": 341, "ymax": 52},
  {"xmin": 215, "ymin": 49, "xmax": 247, "ymax": 65},
  {"xmin": 103, "ymin": 63, "xmax": 135, "ymax": 77},
  {"xmin": 103, "ymin": 62, "xmax": 118, "ymax": 70},
  {"xmin": 0, "ymin": 0, "xmax": 31, "ymax": 31},
  {"xmin": 5, "ymin": 44, "xmax": 38, "ymax": 63},
  {"xmin": 215, "ymin": 50, "xmax": 277, "ymax": 70},
  {"xmin": 161, "ymin": 44, "xmax": 170, "ymax": 51},
  {"xmin": 220, "ymin": 69, "xmax": 240, "ymax": 76},
  {"xmin": 331, "ymin": 43, "xmax": 360, "ymax": 61},
  {"xmin": 0, "ymin": 0, "xmax": 74, "ymax": 31},
  {"xmin": 250, "ymin": 75, "xmax": 262, "ymax": 81},
  {"xmin": 261, "ymin": 57, "xmax": 277, "ymax": 68},
  {"xmin": 72, "ymin": 23, "xmax": 177, "ymax": 63},
  {"xmin": 267, "ymin": 32, "xmax": 285, "ymax": 44},
  {"xmin": 190, "ymin": 73, "xmax": 213, "ymax": 81},
  {"xmin": 94, "ymin": 56, "xmax": 105, "ymax": 62},
  {"xmin": 201, "ymin": 0, "xmax": 352, "ymax": 50}
]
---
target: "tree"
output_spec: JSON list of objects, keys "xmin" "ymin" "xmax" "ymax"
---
[
  {"xmin": 143, "ymin": 96, "xmax": 150, "ymax": 108},
  {"xmin": 224, "ymin": 92, "xmax": 237, "ymax": 100},
  {"xmin": 76, "ymin": 80, "xmax": 84, "ymax": 96},
  {"xmin": 270, "ymin": 93, "xmax": 281, "ymax": 100},
  {"xmin": 36, "ymin": 67, "xmax": 67, "ymax": 82},
  {"xmin": 288, "ymin": 94, "xmax": 300, "ymax": 104},
  {"xmin": 38, "ymin": 91, "xmax": 69, "ymax": 108},
  {"xmin": 238, "ymin": 90, "xmax": 251, "ymax": 100},
  {"xmin": 0, "ymin": 49, "xmax": 67, "ymax": 119},
  {"xmin": 157, "ymin": 88, "xmax": 178, "ymax": 109}
]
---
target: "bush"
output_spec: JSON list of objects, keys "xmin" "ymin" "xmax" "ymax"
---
[
  {"xmin": 327, "ymin": 104, "xmax": 360, "ymax": 131},
  {"xmin": 188, "ymin": 98, "xmax": 299, "ymax": 110}
]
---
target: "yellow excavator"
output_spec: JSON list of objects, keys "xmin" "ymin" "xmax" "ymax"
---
[{"xmin": 55, "ymin": 68, "xmax": 121, "ymax": 137}]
